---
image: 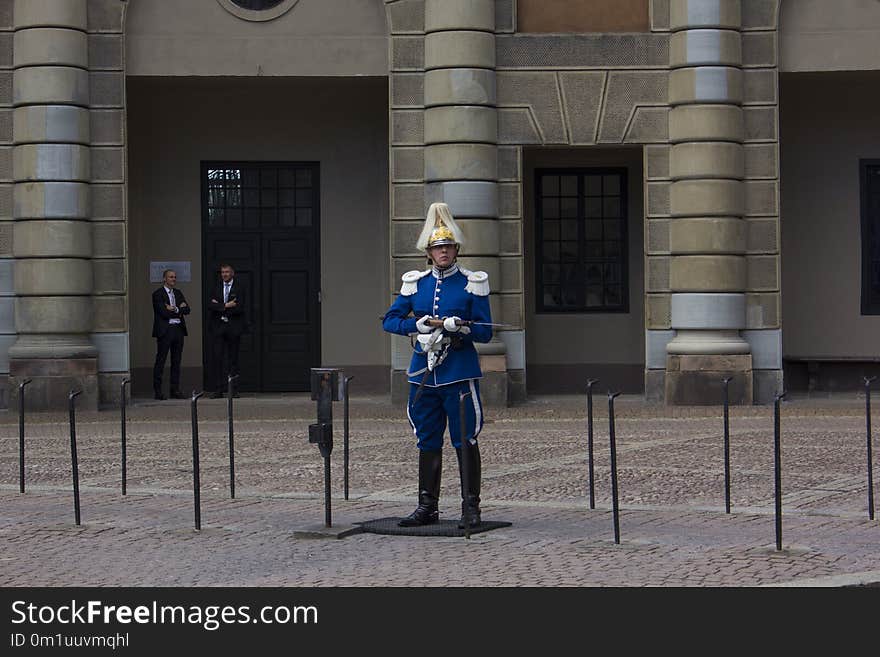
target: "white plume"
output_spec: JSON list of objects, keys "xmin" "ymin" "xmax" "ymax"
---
[{"xmin": 415, "ymin": 202, "xmax": 466, "ymax": 251}]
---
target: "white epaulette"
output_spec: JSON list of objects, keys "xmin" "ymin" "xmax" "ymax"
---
[
  {"xmin": 400, "ymin": 269, "xmax": 431, "ymax": 296},
  {"xmin": 459, "ymin": 267, "xmax": 490, "ymax": 297}
]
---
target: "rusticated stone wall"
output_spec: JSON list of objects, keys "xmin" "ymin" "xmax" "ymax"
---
[
  {"xmin": 9, "ymin": 0, "xmax": 101, "ymax": 410},
  {"xmin": 2, "ymin": 0, "xmax": 130, "ymax": 410},
  {"xmin": 2, "ymin": 0, "xmax": 785, "ymax": 407},
  {"xmin": 645, "ymin": 0, "xmax": 782, "ymax": 403},
  {"xmin": 0, "ymin": 1, "xmax": 13, "ymax": 407},
  {"xmin": 495, "ymin": 0, "xmax": 670, "ymax": 396},
  {"xmin": 386, "ymin": 0, "xmax": 426, "ymax": 404},
  {"xmin": 740, "ymin": 0, "xmax": 782, "ymax": 403},
  {"xmin": 489, "ymin": 0, "xmax": 782, "ymax": 403},
  {"xmin": 89, "ymin": 0, "xmax": 130, "ymax": 406},
  {"xmin": 385, "ymin": 0, "xmax": 523, "ymax": 404}
]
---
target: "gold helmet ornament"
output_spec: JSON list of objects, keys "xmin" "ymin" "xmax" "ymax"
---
[{"xmin": 416, "ymin": 202, "xmax": 465, "ymax": 251}]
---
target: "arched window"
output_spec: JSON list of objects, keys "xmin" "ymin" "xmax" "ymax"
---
[
  {"xmin": 229, "ymin": 0, "xmax": 285, "ymax": 9},
  {"xmin": 216, "ymin": 0, "xmax": 299, "ymax": 21}
]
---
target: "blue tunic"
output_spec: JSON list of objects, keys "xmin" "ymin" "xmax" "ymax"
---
[{"xmin": 382, "ymin": 264, "xmax": 492, "ymax": 387}]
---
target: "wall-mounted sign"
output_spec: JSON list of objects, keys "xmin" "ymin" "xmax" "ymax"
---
[{"xmin": 150, "ymin": 261, "xmax": 192, "ymax": 283}]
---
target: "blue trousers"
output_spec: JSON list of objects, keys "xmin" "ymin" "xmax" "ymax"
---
[{"xmin": 406, "ymin": 379, "xmax": 484, "ymax": 451}]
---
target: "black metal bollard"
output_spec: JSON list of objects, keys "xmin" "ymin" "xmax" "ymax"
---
[
  {"xmin": 343, "ymin": 374, "xmax": 354, "ymax": 500},
  {"xmin": 458, "ymin": 389, "xmax": 473, "ymax": 540},
  {"xmin": 18, "ymin": 379, "xmax": 32, "ymax": 494},
  {"xmin": 586, "ymin": 378, "xmax": 599, "ymax": 509},
  {"xmin": 608, "ymin": 391, "xmax": 622, "ymax": 544},
  {"xmin": 121, "ymin": 378, "xmax": 130, "ymax": 495},
  {"xmin": 68, "ymin": 390, "xmax": 83, "ymax": 526},
  {"xmin": 722, "ymin": 376, "xmax": 732, "ymax": 514},
  {"xmin": 191, "ymin": 391, "xmax": 205, "ymax": 531},
  {"xmin": 774, "ymin": 391, "xmax": 786, "ymax": 551},
  {"xmin": 865, "ymin": 377, "xmax": 876, "ymax": 521},
  {"xmin": 227, "ymin": 374, "xmax": 240, "ymax": 499},
  {"xmin": 309, "ymin": 368, "xmax": 341, "ymax": 528}
]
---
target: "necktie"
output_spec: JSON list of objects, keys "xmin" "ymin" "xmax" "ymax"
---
[
  {"xmin": 167, "ymin": 289, "xmax": 180, "ymax": 324},
  {"xmin": 224, "ymin": 282, "xmax": 231, "ymax": 303}
]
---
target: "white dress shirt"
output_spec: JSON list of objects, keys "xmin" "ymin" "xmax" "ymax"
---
[
  {"xmin": 221, "ymin": 279, "xmax": 234, "ymax": 322},
  {"xmin": 164, "ymin": 286, "xmax": 181, "ymax": 325}
]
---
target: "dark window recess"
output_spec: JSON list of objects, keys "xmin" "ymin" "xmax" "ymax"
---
[
  {"xmin": 206, "ymin": 164, "xmax": 313, "ymax": 230},
  {"xmin": 536, "ymin": 168, "xmax": 629, "ymax": 313},
  {"xmin": 230, "ymin": 0, "xmax": 285, "ymax": 10},
  {"xmin": 861, "ymin": 160, "xmax": 880, "ymax": 314}
]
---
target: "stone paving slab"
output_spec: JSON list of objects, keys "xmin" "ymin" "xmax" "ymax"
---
[
  {"xmin": 1, "ymin": 395, "xmax": 879, "ymax": 586},
  {"xmin": 1, "ymin": 489, "xmax": 878, "ymax": 587}
]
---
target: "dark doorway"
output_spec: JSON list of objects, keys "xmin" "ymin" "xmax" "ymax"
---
[
  {"xmin": 860, "ymin": 160, "xmax": 880, "ymax": 314},
  {"xmin": 201, "ymin": 162, "xmax": 320, "ymax": 392}
]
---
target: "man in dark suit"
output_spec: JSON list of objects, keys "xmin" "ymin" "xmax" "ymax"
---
[
  {"xmin": 208, "ymin": 263, "xmax": 247, "ymax": 398},
  {"xmin": 152, "ymin": 269, "xmax": 190, "ymax": 400}
]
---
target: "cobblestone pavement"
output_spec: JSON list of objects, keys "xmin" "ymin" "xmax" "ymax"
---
[{"xmin": 2, "ymin": 394, "xmax": 879, "ymax": 586}]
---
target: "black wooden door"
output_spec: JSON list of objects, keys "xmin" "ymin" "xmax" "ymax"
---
[
  {"xmin": 261, "ymin": 231, "xmax": 320, "ymax": 391},
  {"xmin": 204, "ymin": 233, "xmax": 261, "ymax": 390},
  {"xmin": 202, "ymin": 162, "xmax": 320, "ymax": 391},
  {"xmin": 861, "ymin": 161, "xmax": 880, "ymax": 314}
]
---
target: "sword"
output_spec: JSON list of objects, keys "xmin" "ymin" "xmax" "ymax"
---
[
  {"xmin": 424, "ymin": 319, "xmax": 516, "ymax": 330},
  {"xmin": 412, "ymin": 368, "xmax": 431, "ymax": 404},
  {"xmin": 378, "ymin": 315, "xmax": 516, "ymax": 330}
]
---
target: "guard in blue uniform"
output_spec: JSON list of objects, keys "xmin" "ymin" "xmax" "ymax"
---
[{"xmin": 382, "ymin": 202, "xmax": 492, "ymax": 527}]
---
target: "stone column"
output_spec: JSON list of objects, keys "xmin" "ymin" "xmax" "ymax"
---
[
  {"xmin": 9, "ymin": 0, "xmax": 97, "ymax": 410},
  {"xmin": 423, "ymin": 0, "xmax": 508, "ymax": 405},
  {"xmin": 0, "ymin": 1, "xmax": 13, "ymax": 409},
  {"xmin": 665, "ymin": 0, "xmax": 752, "ymax": 404}
]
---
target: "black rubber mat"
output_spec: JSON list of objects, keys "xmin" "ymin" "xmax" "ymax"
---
[{"xmin": 357, "ymin": 517, "xmax": 512, "ymax": 537}]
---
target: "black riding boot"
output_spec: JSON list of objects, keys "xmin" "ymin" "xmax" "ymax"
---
[
  {"xmin": 398, "ymin": 449, "xmax": 442, "ymax": 527},
  {"xmin": 455, "ymin": 442, "xmax": 482, "ymax": 528}
]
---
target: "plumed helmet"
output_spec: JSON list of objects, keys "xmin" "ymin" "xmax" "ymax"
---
[{"xmin": 416, "ymin": 202, "xmax": 466, "ymax": 251}]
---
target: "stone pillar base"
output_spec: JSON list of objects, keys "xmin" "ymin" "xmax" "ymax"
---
[
  {"xmin": 478, "ymin": 353, "xmax": 507, "ymax": 407},
  {"xmin": 98, "ymin": 372, "xmax": 131, "ymax": 408},
  {"xmin": 9, "ymin": 358, "xmax": 99, "ymax": 411},
  {"xmin": 478, "ymin": 371, "xmax": 508, "ymax": 407},
  {"xmin": 507, "ymin": 368, "xmax": 527, "ymax": 404},
  {"xmin": 391, "ymin": 370, "xmax": 410, "ymax": 406},
  {"xmin": 645, "ymin": 369, "xmax": 666, "ymax": 403},
  {"xmin": 665, "ymin": 354, "xmax": 753, "ymax": 405},
  {"xmin": 753, "ymin": 369, "xmax": 784, "ymax": 405}
]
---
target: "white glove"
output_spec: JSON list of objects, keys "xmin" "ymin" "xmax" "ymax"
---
[
  {"xmin": 416, "ymin": 315, "xmax": 433, "ymax": 334},
  {"xmin": 443, "ymin": 316, "xmax": 470, "ymax": 335},
  {"xmin": 417, "ymin": 327, "xmax": 446, "ymax": 370},
  {"xmin": 416, "ymin": 329, "xmax": 444, "ymax": 352}
]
